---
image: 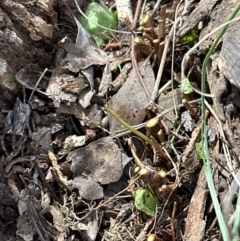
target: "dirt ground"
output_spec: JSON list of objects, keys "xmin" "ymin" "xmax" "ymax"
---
[{"xmin": 1, "ymin": 0, "xmax": 240, "ymax": 240}]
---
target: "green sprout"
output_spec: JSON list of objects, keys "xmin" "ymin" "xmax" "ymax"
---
[
  {"xmin": 79, "ymin": 2, "xmax": 118, "ymax": 46},
  {"xmin": 135, "ymin": 188, "xmax": 157, "ymax": 216}
]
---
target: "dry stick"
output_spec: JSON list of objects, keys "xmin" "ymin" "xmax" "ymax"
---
[
  {"xmin": 130, "ymin": 0, "xmax": 152, "ymax": 100},
  {"xmin": 33, "ymin": 160, "xmax": 60, "ymax": 202},
  {"xmin": 158, "ymin": 5, "xmax": 166, "ymax": 41},
  {"xmin": 29, "ymin": 68, "xmax": 48, "ymax": 101},
  {"xmin": 151, "ymin": 25, "xmax": 174, "ymax": 103},
  {"xmin": 131, "ymin": 38, "xmax": 152, "ymax": 100},
  {"xmin": 171, "ymin": 202, "xmax": 177, "ymax": 241},
  {"xmin": 136, "ymin": 218, "xmax": 155, "ymax": 241},
  {"xmin": 19, "ymin": 175, "xmax": 50, "ymax": 241},
  {"xmin": 171, "ymin": 0, "xmax": 183, "ymax": 120},
  {"xmin": 127, "ymin": 137, "xmax": 145, "ymax": 167},
  {"xmin": 131, "ymin": 0, "xmax": 143, "ymax": 30},
  {"xmin": 182, "ymin": 98, "xmax": 199, "ymax": 120},
  {"xmin": 150, "ymin": 0, "xmax": 163, "ymax": 17},
  {"xmin": 160, "ymin": 119, "xmax": 186, "ymax": 140}
]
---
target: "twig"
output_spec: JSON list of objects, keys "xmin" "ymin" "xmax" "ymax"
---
[
  {"xmin": 150, "ymin": 25, "xmax": 174, "ymax": 103},
  {"xmin": 182, "ymin": 98, "xmax": 199, "ymax": 120},
  {"xmin": 131, "ymin": 0, "xmax": 143, "ymax": 30},
  {"xmin": 130, "ymin": 0, "xmax": 152, "ymax": 100},
  {"xmin": 131, "ymin": 35, "xmax": 152, "ymax": 100},
  {"xmin": 127, "ymin": 137, "xmax": 145, "ymax": 167},
  {"xmin": 33, "ymin": 160, "xmax": 60, "ymax": 202},
  {"xmin": 171, "ymin": 202, "xmax": 177, "ymax": 241},
  {"xmin": 150, "ymin": 0, "xmax": 162, "ymax": 17},
  {"xmin": 29, "ymin": 68, "xmax": 48, "ymax": 102}
]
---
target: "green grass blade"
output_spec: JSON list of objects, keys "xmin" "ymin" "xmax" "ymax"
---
[{"xmin": 201, "ymin": 4, "xmax": 240, "ymax": 241}]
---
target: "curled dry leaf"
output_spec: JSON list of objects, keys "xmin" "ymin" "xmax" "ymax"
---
[
  {"xmin": 3, "ymin": 98, "xmax": 31, "ymax": 137},
  {"xmin": 63, "ymin": 135, "xmax": 86, "ymax": 152},
  {"xmin": 47, "ymin": 18, "xmax": 107, "ymax": 108}
]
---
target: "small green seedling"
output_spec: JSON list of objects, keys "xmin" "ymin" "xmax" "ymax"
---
[
  {"xmin": 181, "ymin": 29, "xmax": 198, "ymax": 45},
  {"xmin": 179, "ymin": 77, "xmax": 193, "ymax": 94},
  {"xmin": 196, "ymin": 141, "xmax": 205, "ymax": 159},
  {"xmin": 79, "ymin": 2, "xmax": 118, "ymax": 46},
  {"xmin": 135, "ymin": 188, "xmax": 157, "ymax": 216}
]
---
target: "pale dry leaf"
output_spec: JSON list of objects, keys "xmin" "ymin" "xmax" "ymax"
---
[
  {"xmin": 63, "ymin": 135, "xmax": 86, "ymax": 152},
  {"xmin": 67, "ymin": 176, "xmax": 104, "ymax": 200},
  {"xmin": 98, "ymin": 60, "xmax": 112, "ymax": 97},
  {"xmin": 16, "ymin": 215, "xmax": 36, "ymax": 241}
]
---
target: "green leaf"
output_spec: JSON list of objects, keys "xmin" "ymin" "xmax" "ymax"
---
[
  {"xmin": 135, "ymin": 188, "xmax": 157, "ymax": 216},
  {"xmin": 195, "ymin": 141, "xmax": 205, "ymax": 159},
  {"xmin": 79, "ymin": 2, "xmax": 118, "ymax": 46},
  {"xmin": 179, "ymin": 78, "xmax": 193, "ymax": 94},
  {"xmin": 181, "ymin": 29, "xmax": 198, "ymax": 45}
]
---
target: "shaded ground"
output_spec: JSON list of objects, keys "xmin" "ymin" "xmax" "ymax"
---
[{"xmin": 1, "ymin": 0, "xmax": 240, "ymax": 240}]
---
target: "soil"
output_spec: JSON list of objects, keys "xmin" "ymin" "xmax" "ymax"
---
[{"xmin": 1, "ymin": 0, "xmax": 240, "ymax": 241}]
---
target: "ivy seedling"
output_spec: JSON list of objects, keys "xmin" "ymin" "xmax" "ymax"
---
[
  {"xmin": 80, "ymin": 2, "xmax": 118, "ymax": 46},
  {"xmin": 181, "ymin": 29, "xmax": 198, "ymax": 45},
  {"xmin": 135, "ymin": 188, "xmax": 157, "ymax": 217},
  {"xmin": 179, "ymin": 77, "xmax": 193, "ymax": 94}
]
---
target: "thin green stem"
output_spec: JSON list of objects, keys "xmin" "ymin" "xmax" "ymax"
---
[
  {"xmin": 201, "ymin": 4, "xmax": 240, "ymax": 241},
  {"xmin": 105, "ymin": 105, "xmax": 166, "ymax": 157}
]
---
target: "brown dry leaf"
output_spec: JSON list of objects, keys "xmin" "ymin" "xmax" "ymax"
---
[
  {"xmin": 108, "ymin": 61, "xmax": 155, "ymax": 132},
  {"xmin": 57, "ymin": 103, "xmax": 103, "ymax": 129},
  {"xmin": 67, "ymin": 176, "xmax": 104, "ymax": 200},
  {"xmin": 46, "ymin": 69, "xmax": 78, "ymax": 107},
  {"xmin": 157, "ymin": 89, "xmax": 182, "ymax": 129},
  {"xmin": 29, "ymin": 15, "xmax": 54, "ymax": 41},
  {"xmin": 15, "ymin": 64, "xmax": 43, "ymax": 91},
  {"xmin": 218, "ymin": 21, "xmax": 240, "ymax": 90},
  {"xmin": 59, "ymin": 73, "xmax": 89, "ymax": 93},
  {"xmin": 47, "ymin": 18, "xmax": 107, "ymax": 108},
  {"xmin": 77, "ymin": 103, "xmax": 104, "ymax": 128},
  {"xmin": 67, "ymin": 137, "xmax": 132, "ymax": 184},
  {"xmin": 115, "ymin": 0, "xmax": 133, "ymax": 24},
  {"xmin": 32, "ymin": 127, "xmax": 52, "ymax": 153}
]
